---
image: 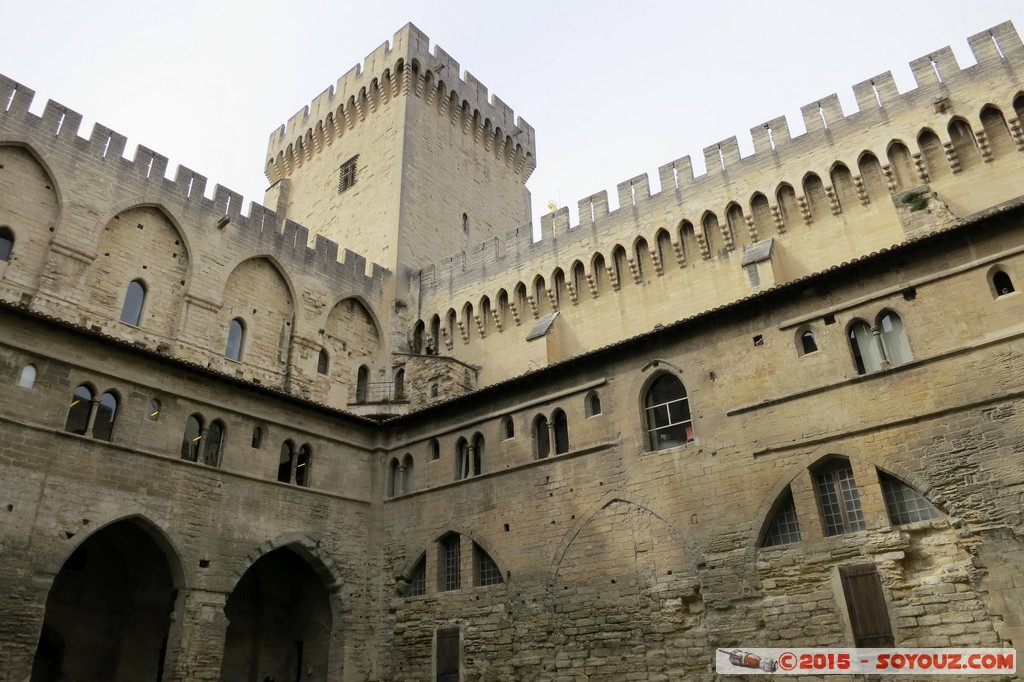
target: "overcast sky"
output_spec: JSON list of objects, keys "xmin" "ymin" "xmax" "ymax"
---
[{"xmin": 2, "ymin": 1, "xmax": 1022, "ymax": 237}]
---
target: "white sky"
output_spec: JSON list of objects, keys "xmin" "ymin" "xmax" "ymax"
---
[{"xmin": 2, "ymin": 1, "xmax": 1022, "ymax": 237}]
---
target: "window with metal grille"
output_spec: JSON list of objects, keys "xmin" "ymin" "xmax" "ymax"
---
[
  {"xmin": 338, "ymin": 155, "xmax": 358, "ymax": 193},
  {"xmin": 435, "ymin": 626, "xmax": 460, "ymax": 682},
  {"xmin": 839, "ymin": 564, "xmax": 895, "ymax": 647},
  {"xmin": 440, "ymin": 534, "xmax": 460, "ymax": 591},
  {"xmin": 408, "ymin": 557, "xmax": 426, "ymax": 597},
  {"xmin": 815, "ymin": 462, "xmax": 866, "ymax": 536},
  {"xmin": 762, "ymin": 489, "xmax": 801, "ymax": 547},
  {"xmin": 880, "ymin": 472, "xmax": 939, "ymax": 525},
  {"xmin": 643, "ymin": 373, "xmax": 694, "ymax": 450},
  {"xmin": 474, "ymin": 543, "xmax": 503, "ymax": 586}
]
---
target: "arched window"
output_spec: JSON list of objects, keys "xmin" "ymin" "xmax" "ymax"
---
[
  {"xmin": 408, "ymin": 555, "xmax": 427, "ymax": 597},
  {"xmin": 198, "ymin": 419, "xmax": 222, "ymax": 466},
  {"xmin": 18, "ymin": 364, "xmax": 36, "ymax": 389},
  {"xmin": 429, "ymin": 315, "xmax": 441, "ymax": 355},
  {"xmin": 643, "ymin": 373, "xmax": 693, "ymax": 451},
  {"xmin": 181, "ymin": 414, "xmax": 204, "ymax": 462},
  {"xmin": 119, "ymin": 280, "xmax": 146, "ymax": 326},
  {"xmin": 879, "ymin": 471, "xmax": 939, "ymax": 525},
  {"xmin": 429, "ymin": 438, "xmax": 440, "ymax": 460},
  {"xmin": 585, "ymin": 391, "xmax": 602, "ymax": 417},
  {"xmin": 65, "ymin": 384, "xmax": 94, "ymax": 435},
  {"xmin": 93, "ymin": 391, "xmax": 119, "ymax": 442},
  {"xmin": 471, "ymin": 433, "xmax": 484, "ymax": 476},
  {"xmin": 462, "ymin": 212, "xmax": 469, "ymax": 234},
  {"xmin": 295, "ymin": 444, "xmax": 311, "ymax": 487},
  {"xmin": 474, "ymin": 542, "xmax": 504, "ymax": 586},
  {"xmin": 501, "ymin": 415, "xmax": 514, "ymax": 440},
  {"xmin": 387, "ymin": 458, "xmax": 400, "ymax": 498},
  {"xmin": 394, "ymin": 368, "xmax": 406, "ymax": 400},
  {"xmin": 877, "ymin": 311, "xmax": 912, "ymax": 367},
  {"xmin": 761, "ymin": 488, "xmax": 801, "ymax": 547},
  {"xmin": 992, "ymin": 269, "xmax": 1015, "ymax": 297},
  {"xmin": 412, "ymin": 321, "xmax": 425, "ymax": 354},
  {"xmin": 552, "ymin": 409, "xmax": 569, "ymax": 455},
  {"xmin": 402, "ymin": 454, "xmax": 415, "ymax": 494},
  {"xmin": 225, "ymin": 318, "xmax": 245, "ymax": 361},
  {"xmin": 278, "ymin": 440, "xmax": 295, "ymax": 482},
  {"xmin": 317, "ymin": 348, "xmax": 329, "ymax": 375},
  {"xmin": 455, "ymin": 438, "xmax": 470, "ymax": 480},
  {"xmin": 798, "ymin": 328, "xmax": 818, "ymax": 355},
  {"xmin": 146, "ymin": 399, "xmax": 160, "ymax": 421},
  {"xmin": 251, "ymin": 426, "xmax": 263, "ymax": 448},
  {"xmin": 533, "ymin": 415, "xmax": 550, "ymax": 459},
  {"xmin": 848, "ymin": 319, "xmax": 882, "ymax": 374},
  {"xmin": 572, "ymin": 261, "xmax": 586, "ymax": 297},
  {"xmin": 355, "ymin": 365, "xmax": 370, "ymax": 403},
  {"xmin": 0, "ymin": 226, "xmax": 13, "ymax": 262},
  {"xmin": 813, "ymin": 459, "xmax": 866, "ymax": 536}
]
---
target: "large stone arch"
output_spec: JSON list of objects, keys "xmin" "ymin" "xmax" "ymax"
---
[
  {"xmin": 323, "ymin": 296, "xmax": 383, "ymax": 401},
  {"xmin": 0, "ymin": 143, "xmax": 61, "ymax": 295},
  {"xmin": 82, "ymin": 203, "xmax": 191, "ymax": 338},
  {"xmin": 221, "ymin": 534, "xmax": 344, "ymax": 682},
  {"xmin": 548, "ymin": 496, "xmax": 711, "ymax": 680},
  {"xmin": 29, "ymin": 514, "xmax": 186, "ymax": 682},
  {"xmin": 219, "ymin": 256, "xmax": 295, "ymax": 371}
]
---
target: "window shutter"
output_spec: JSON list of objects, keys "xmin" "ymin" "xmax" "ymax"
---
[
  {"xmin": 436, "ymin": 626, "xmax": 460, "ymax": 682},
  {"xmin": 839, "ymin": 564, "xmax": 895, "ymax": 647}
]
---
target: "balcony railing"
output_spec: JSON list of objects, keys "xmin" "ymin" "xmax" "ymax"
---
[{"xmin": 350, "ymin": 381, "xmax": 407, "ymax": 405}]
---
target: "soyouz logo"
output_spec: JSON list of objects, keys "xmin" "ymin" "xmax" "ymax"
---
[{"xmin": 715, "ymin": 648, "xmax": 1016, "ymax": 675}]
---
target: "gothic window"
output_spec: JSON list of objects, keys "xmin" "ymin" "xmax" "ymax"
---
[
  {"xmin": 18, "ymin": 363, "xmax": 36, "ymax": 389},
  {"xmin": 119, "ymin": 280, "xmax": 146, "ymax": 326},
  {"xmin": 992, "ymin": 269, "xmax": 1015, "ymax": 296},
  {"xmin": 455, "ymin": 438, "xmax": 469, "ymax": 480},
  {"xmin": 533, "ymin": 415, "xmax": 550, "ymax": 459},
  {"xmin": 439, "ymin": 534, "xmax": 461, "ymax": 591},
  {"xmin": 317, "ymin": 348, "xmax": 329, "ymax": 375},
  {"xmin": 798, "ymin": 327, "xmax": 818, "ymax": 355},
  {"xmin": 0, "ymin": 226, "xmax": 13, "ymax": 261},
  {"xmin": 146, "ymin": 399, "xmax": 160, "ymax": 421},
  {"xmin": 879, "ymin": 472, "xmax": 939, "ymax": 525},
  {"xmin": 585, "ymin": 390, "xmax": 602, "ymax": 417},
  {"xmin": 412, "ymin": 321, "xmax": 425, "ymax": 354},
  {"xmin": 65, "ymin": 384, "xmax": 94, "ymax": 435},
  {"xmin": 251, "ymin": 426, "xmax": 263, "ymax": 448},
  {"xmin": 500, "ymin": 415, "xmax": 514, "ymax": 440},
  {"xmin": 848, "ymin": 319, "xmax": 882, "ymax": 374},
  {"xmin": 338, "ymin": 155, "xmax": 358, "ymax": 193},
  {"xmin": 839, "ymin": 564, "xmax": 895, "ymax": 647},
  {"xmin": 278, "ymin": 440, "xmax": 295, "ymax": 482},
  {"xmin": 356, "ymin": 365, "xmax": 369, "ymax": 403},
  {"xmin": 643, "ymin": 373, "xmax": 693, "ymax": 450},
  {"xmin": 408, "ymin": 555, "xmax": 426, "ymax": 597},
  {"xmin": 814, "ymin": 460, "xmax": 867, "ymax": 536},
  {"xmin": 761, "ymin": 488, "xmax": 802, "ymax": 547},
  {"xmin": 181, "ymin": 413, "xmax": 204, "ymax": 462},
  {"xmin": 394, "ymin": 368, "xmax": 405, "ymax": 400},
  {"xmin": 225, "ymin": 318, "xmax": 245, "ymax": 361},
  {"xmin": 203, "ymin": 419, "xmax": 225, "ymax": 467},
  {"xmin": 387, "ymin": 458, "xmax": 400, "ymax": 498},
  {"xmin": 402, "ymin": 454, "xmax": 414, "ymax": 493},
  {"xmin": 552, "ymin": 409, "xmax": 569, "ymax": 455},
  {"xmin": 429, "ymin": 438, "xmax": 440, "ymax": 460},
  {"xmin": 877, "ymin": 311, "xmax": 912, "ymax": 367},
  {"xmin": 471, "ymin": 433, "xmax": 484, "ymax": 476},
  {"xmin": 474, "ymin": 543, "xmax": 503, "ymax": 586},
  {"xmin": 92, "ymin": 391, "xmax": 119, "ymax": 442},
  {"xmin": 295, "ymin": 444, "xmax": 311, "ymax": 487}
]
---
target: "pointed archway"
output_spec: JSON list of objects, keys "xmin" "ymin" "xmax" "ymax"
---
[
  {"xmin": 30, "ymin": 517, "xmax": 183, "ymax": 681},
  {"xmin": 220, "ymin": 547, "xmax": 333, "ymax": 682}
]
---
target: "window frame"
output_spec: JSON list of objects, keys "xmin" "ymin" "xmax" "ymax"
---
[
  {"xmin": 119, "ymin": 279, "xmax": 147, "ymax": 327},
  {"xmin": 338, "ymin": 155, "xmax": 358, "ymax": 193},
  {"xmin": 17, "ymin": 363, "xmax": 36, "ymax": 389},
  {"xmin": 92, "ymin": 390, "xmax": 119, "ymax": 442},
  {"xmin": 225, "ymin": 318, "xmax": 246, "ymax": 361},
  {"xmin": 642, "ymin": 372, "xmax": 694, "ymax": 451},
  {"xmin": 814, "ymin": 461, "xmax": 867, "ymax": 536}
]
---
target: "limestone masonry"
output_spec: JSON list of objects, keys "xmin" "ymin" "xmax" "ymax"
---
[{"xmin": 2, "ymin": 19, "xmax": 1024, "ymax": 681}]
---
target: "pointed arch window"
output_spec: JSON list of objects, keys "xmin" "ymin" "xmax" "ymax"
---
[
  {"xmin": 585, "ymin": 391, "xmax": 602, "ymax": 417},
  {"xmin": 146, "ymin": 399, "xmax": 160, "ymax": 421},
  {"xmin": 848, "ymin": 319, "xmax": 882, "ymax": 374},
  {"xmin": 278, "ymin": 441, "xmax": 295, "ymax": 483},
  {"xmin": 552, "ymin": 409, "xmax": 569, "ymax": 455},
  {"xmin": 181, "ymin": 413, "xmax": 204, "ymax": 462},
  {"xmin": 500, "ymin": 415, "xmax": 515, "ymax": 440},
  {"xmin": 394, "ymin": 368, "xmax": 406, "ymax": 400},
  {"xmin": 295, "ymin": 444, "xmax": 311, "ymax": 487},
  {"xmin": 204, "ymin": 420, "xmax": 225, "ymax": 467},
  {"xmin": 408, "ymin": 555, "xmax": 427, "ymax": 597},
  {"xmin": 119, "ymin": 280, "xmax": 146, "ymax": 326},
  {"xmin": 533, "ymin": 415, "xmax": 550, "ymax": 459},
  {"xmin": 643, "ymin": 373, "xmax": 693, "ymax": 450},
  {"xmin": 456, "ymin": 438, "xmax": 470, "ymax": 480},
  {"xmin": 65, "ymin": 384, "xmax": 94, "ymax": 435},
  {"xmin": 317, "ymin": 348, "xmax": 329, "ymax": 375},
  {"xmin": 429, "ymin": 437, "xmax": 440, "ymax": 460},
  {"xmin": 474, "ymin": 543, "xmax": 503, "ymax": 586},
  {"xmin": 879, "ymin": 472, "xmax": 939, "ymax": 525},
  {"xmin": 356, "ymin": 365, "xmax": 369, "ymax": 403},
  {"xmin": 93, "ymin": 391, "xmax": 119, "ymax": 442},
  {"xmin": 0, "ymin": 226, "xmax": 13, "ymax": 262},
  {"xmin": 251, "ymin": 426, "xmax": 263, "ymax": 448},
  {"xmin": 878, "ymin": 311, "xmax": 912, "ymax": 367},
  {"xmin": 402, "ymin": 454, "xmax": 414, "ymax": 493},
  {"xmin": 388, "ymin": 458, "xmax": 401, "ymax": 498},
  {"xmin": 761, "ymin": 488, "xmax": 801, "ymax": 547},
  {"xmin": 225, "ymin": 318, "xmax": 245, "ymax": 361},
  {"xmin": 471, "ymin": 433, "xmax": 484, "ymax": 476},
  {"xmin": 18, "ymin": 363, "xmax": 36, "ymax": 389}
]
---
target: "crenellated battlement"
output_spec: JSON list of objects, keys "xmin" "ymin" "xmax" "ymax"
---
[
  {"xmin": 426, "ymin": 21, "xmax": 1024, "ymax": 292},
  {"xmin": 264, "ymin": 23, "xmax": 536, "ymax": 183},
  {"xmin": 0, "ymin": 73, "xmax": 389, "ymax": 288}
]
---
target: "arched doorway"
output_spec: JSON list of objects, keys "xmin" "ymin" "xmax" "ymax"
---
[
  {"xmin": 221, "ymin": 548, "xmax": 333, "ymax": 682},
  {"xmin": 31, "ymin": 518, "xmax": 182, "ymax": 681}
]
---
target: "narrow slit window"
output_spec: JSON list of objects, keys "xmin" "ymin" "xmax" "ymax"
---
[
  {"xmin": 65, "ymin": 385, "xmax": 94, "ymax": 435},
  {"xmin": 92, "ymin": 392, "xmax": 119, "ymax": 442},
  {"xmin": 119, "ymin": 280, "xmax": 146, "ymax": 326},
  {"xmin": 338, "ymin": 155, "xmax": 358, "ymax": 193},
  {"xmin": 180, "ymin": 414, "xmax": 204, "ymax": 462},
  {"xmin": 0, "ymin": 226, "xmax": 14, "ymax": 262},
  {"xmin": 225, "ymin": 318, "xmax": 245, "ymax": 361}
]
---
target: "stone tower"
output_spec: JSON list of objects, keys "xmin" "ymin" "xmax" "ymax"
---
[{"xmin": 263, "ymin": 23, "xmax": 536, "ymax": 284}]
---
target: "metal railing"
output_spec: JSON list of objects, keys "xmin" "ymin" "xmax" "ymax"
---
[{"xmin": 350, "ymin": 381, "xmax": 407, "ymax": 405}]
